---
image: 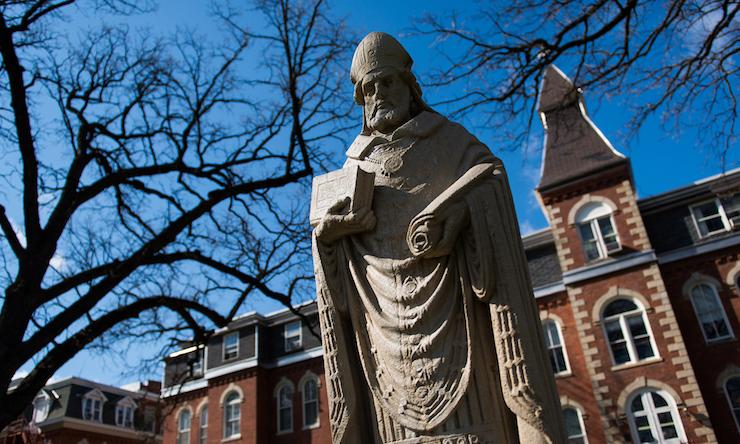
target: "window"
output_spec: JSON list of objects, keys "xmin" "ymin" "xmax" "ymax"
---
[
  {"xmin": 190, "ymin": 348, "xmax": 204, "ymax": 376},
  {"xmin": 223, "ymin": 391, "xmax": 241, "ymax": 438},
  {"xmin": 223, "ymin": 332, "xmax": 239, "ymax": 360},
  {"xmin": 278, "ymin": 385, "xmax": 293, "ymax": 433},
  {"xmin": 116, "ymin": 405, "xmax": 134, "ymax": 428},
  {"xmin": 284, "ymin": 321, "xmax": 302, "ymax": 352},
  {"xmin": 199, "ymin": 404, "xmax": 208, "ymax": 444},
  {"xmin": 302, "ymin": 378, "xmax": 319, "ymax": 428},
  {"xmin": 602, "ymin": 299, "xmax": 656, "ymax": 365},
  {"xmin": 32, "ymin": 392, "xmax": 51, "ymax": 423},
  {"xmin": 690, "ymin": 196, "xmax": 739, "ymax": 237},
  {"xmin": 542, "ymin": 320, "xmax": 569, "ymax": 375},
  {"xmin": 627, "ymin": 390, "xmax": 686, "ymax": 444},
  {"xmin": 562, "ymin": 407, "xmax": 587, "ymax": 444},
  {"xmin": 725, "ymin": 376, "xmax": 740, "ymax": 432},
  {"xmin": 689, "ymin": 283, "xmax": 733, "ymax": 342},
  {"xmin": 143, "ymin": 406, "xmax": 156, "ymax": 432},
  {"xmin": 575, "ymin": 202, "xmax": 620, "ymax": 261},
  {"xmin": 82, "ymin": 390, "xmax": 106, "ymax": 422},
  {"xmin": 176, "ymin": 409, "xmax": 191, "ymax": 444}
]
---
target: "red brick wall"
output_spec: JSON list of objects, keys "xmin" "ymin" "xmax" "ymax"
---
[
  {"xmin": 163, "ymin": 358, "xmax": 330, "ymax": 444},
  {"xmin": 539, "ymin": 291, "xmax": 607, "ymax": 443},
  {"xmin": 661, "ymin": 248, "xmax": 740, "ymax": 444}
]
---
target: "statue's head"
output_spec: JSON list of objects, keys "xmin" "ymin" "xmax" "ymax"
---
[{"xmin": 350, "ymin": 32, "xmax": 431, "ymax": 134}]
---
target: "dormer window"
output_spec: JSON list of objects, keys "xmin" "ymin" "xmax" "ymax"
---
[
  {"xmin": 284, "ymin": 321, "xmax": 302, "ymax": 352},
  {"xmin": 82, "ymin": 389, "xmax": 107, "ymax": 422},
  {"xmin": 575, "ymin": 202, "xmax": 620, "ymax": 261},
  {"xmin": 32, "ymin": 392, "xmax": 51, "ymax": 423},
  {"xmin": 690, "ymin": 196, "xmax": 738, "ymax": 238},
  {"xmin": 223, "ymin": 332, "xmax": 239, "ymax": 360},
  {"xmin": 116, "ymin": 397, "xmax": 136, "ymax": 428}
]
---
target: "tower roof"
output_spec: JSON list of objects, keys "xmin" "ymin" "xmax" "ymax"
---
[{"xmin": 537, "ymin": 65, "xmax": 627, "ymax": 192}]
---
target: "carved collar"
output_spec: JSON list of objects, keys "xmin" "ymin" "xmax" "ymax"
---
[{"xmin": 346, "ymin": 111, "xmax": 445, "ymax": 160}]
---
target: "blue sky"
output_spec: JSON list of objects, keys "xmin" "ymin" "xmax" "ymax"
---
[{"xmin": 14, "ymin": 0, "xmax": 737, "ymax": 387}]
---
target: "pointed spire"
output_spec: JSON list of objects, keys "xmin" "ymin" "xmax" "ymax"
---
[
  {"xmin": 537, "ymin": 65, "xmax": 580, "ymax": 113},
  {"xmin": 537, "ymin": 65, "xmax": 627, "ymax": 192}
]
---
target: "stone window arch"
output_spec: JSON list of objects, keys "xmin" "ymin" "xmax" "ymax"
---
[
  {"xmin": 274, "ymin": 378, "xmax": 294, "ymax": 434},
  {"xmin": 682, "ymin": 275, "xmax": 734, "ymax": 343},
  {"xmin": 625, "ymin": 388, "xmax": 686, "ymax": 444},
  {"xmin": 572, "ymin": 199, "xmax": 621, "ymax": 261},
  {"xmin": 222, "ymin": 390, "xmax": 241, "ymax": 439},
  {"xmin": 175, "ymin": 406, "xmax": 192, "ymax": 444},
  {"xmin": 299, "ymin": 372, "xmax": 321, "ymax": 429},
  {"xmin": 599, "ymin": 296, "xmax": 657, "ymax": 366}
]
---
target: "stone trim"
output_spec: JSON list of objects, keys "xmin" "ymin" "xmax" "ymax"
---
[
  {"xmin": 725, "ymin": 261, "xmax": 740, "ymax": 287},
  {"xmin": 590, "ymin": 286, "xmax": 653, "ymax": 322},
  {"xmin": 567, "ymin": 194, "xmax": 618, "ymax": 225},
  {"xmin": 219, "ymin": 383, "xmax": 244, "ymax": 405}
]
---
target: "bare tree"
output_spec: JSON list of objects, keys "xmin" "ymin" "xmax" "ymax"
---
[
  {"xmin": 417, "ymin": 0, "xmax": 738, "ymax": 163},
  {"xmin": 0, "ymin": 0, "xmax": 353, "ymax": 428}
]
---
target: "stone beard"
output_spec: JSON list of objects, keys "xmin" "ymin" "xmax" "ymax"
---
[{"xmin": 312, "ymin": 33, "xmax": 566, "ymax": 444}]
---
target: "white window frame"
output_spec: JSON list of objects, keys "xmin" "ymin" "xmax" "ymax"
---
[
  {"xmin": 176, "ymin": 408, "xmax": 191, "ymax": 444},
  {"xmin": 626, "ymin": 389, "xmax": 687, "ymax": 444},
  {"xmin": 277, "ymin": 383, "xmax": 294, "ymax": 434},
  {"xmin": 688, "ymin": 282, "xmax": 734, "ymax": 343},
  {"xmin": 198, "ymin": 404, "xmax": 208, "ymax": 444},
  {"xmin": 32, "ymin": 392, "xmax": 51, "ymax": 424},
  {"xmin": 223, "ymin": 331, "xmax": 239, "ymax": 361},
  {"xmin": 284, "ymin": 321, "xmax": 302, "ymax": 352},
  {"xmin": 223, "ymin": 391, "xmax": 241, "ymax": 439},
  {"xmin": 542, "ymin": 319, "xmax": 570, "ymax": 376},
  {"xmin": 601, "ymin": 298, "xmax": 658, "ymax": 367},
  {"xmin": 575, "ymin": 203, "xmax": 621, "ymax": 262},
  {"xmin": 690, "ymin": 198, "xmax": 731, "ymax": 238},
  {"xmin": 115, "ymin": 397, "xmax": 136, "ymax": 428},
  {"xmin": 562, "ymin": 406, "xmax": 588, "ymax": 443},
  {"xmin": 82, "ymin": 389, "xmax": 107, "ymax": 422},
  {"xmin": 724, "ymin": 376, "xmax": 740, "ymax": 433},
  {"xmin": 301, "ymin": 377, "xmax": 320, "ymax": 429}
]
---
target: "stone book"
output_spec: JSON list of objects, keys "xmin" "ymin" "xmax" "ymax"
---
[{"xmin": 309, "ymin": 165, "xmax": 375, "ymax": 227}]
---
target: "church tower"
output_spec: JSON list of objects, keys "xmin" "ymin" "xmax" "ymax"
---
[{"xmin": 535, "ymin": 66, "xmax": 716, "ymax": 443}]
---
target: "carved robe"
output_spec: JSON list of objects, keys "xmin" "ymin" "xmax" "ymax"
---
[{"xmin": 313, "ymin": 111, "xmax": 566, "ymax": 444}]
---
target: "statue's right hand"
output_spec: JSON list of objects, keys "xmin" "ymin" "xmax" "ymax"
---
[{"xmin": 315, "ymin": 197, "xmax": 376, "ymax": 244}]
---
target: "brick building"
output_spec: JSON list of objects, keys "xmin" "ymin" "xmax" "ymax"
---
[
  {"xmin": 161, "ymin": 66, "xmax": 740, "ymax": 444},
  {"xmin": 2, "ymin": 377, "xmax": 162, "ymax": 444}
]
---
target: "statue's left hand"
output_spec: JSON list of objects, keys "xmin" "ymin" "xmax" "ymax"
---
[{"xmin": 410, "ymin": 202, "xmax": 469, "ymax": 258}]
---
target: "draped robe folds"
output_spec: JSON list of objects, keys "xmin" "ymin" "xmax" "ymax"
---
[{"xmin": 312, "ymin": 111, "xmax": 566, "ymax": 444}]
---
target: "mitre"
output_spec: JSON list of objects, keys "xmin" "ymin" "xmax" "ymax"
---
[{"xmin": 350, "ymin": 32, "xmax": 413, "ymax": 85}]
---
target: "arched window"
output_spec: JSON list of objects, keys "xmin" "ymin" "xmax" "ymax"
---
[
  {"xmin": 724, "ymin": 376, "xmax": 740, "ymax": 432},
  {"xmin": 575, "ymin": 202, "xmax": 620, "ymax": 261},
  {"xmin": 562, "ymin": 407, "xmax": 587, "ymax": 444},
  {"xmin": 602, "ymin": 298, "xmax": 656, "ymax": 365},
  {"xmin": 198, "ymin": 404, "xmax": 208, "ymax": 444},
  {"xmin": 176, "ymin": 408, "xmax": 191, "ymax": 444},
  {"xmin": 542, "ymin": 320, "xmax": 569, "ymax": 375},
  {"xmin": 627, "ymin": 390, "xmax": 686, "ymax": 444},
  {"xmin": 223, "ymin": 391, "xmax": 241, "ymax": 439},
  {"xmin": 32, "ymin": 392, "xmax": 51, "ymax": 423},
  {"xmin": 277, "ymin": 385, "xmax": 293, "ymax": 433},
  {"xmin": 689, "ymin": 283, "xmax": 733, "ymax": 342},
  {"xmin": 302, "ymin": 378, "xmax": 319, "ymax": 428}
]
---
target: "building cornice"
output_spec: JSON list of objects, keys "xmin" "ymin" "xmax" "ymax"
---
[
  {"xmin": 562, "ymin": 250, "xmax": 657, "ymax": 285},
  {"xmin": 657, "ymin": 233, "xmax": 740, "ymax": 264}
]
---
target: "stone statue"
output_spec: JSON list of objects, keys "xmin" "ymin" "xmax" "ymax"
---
[{"xmin": 311, "ymin": 32, "xmax": 566, "ymax": 444}]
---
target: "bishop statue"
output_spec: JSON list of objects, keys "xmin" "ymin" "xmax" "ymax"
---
[{"xmin": 311, "ymin": 32, "xmax": 567, "ymax": 444}]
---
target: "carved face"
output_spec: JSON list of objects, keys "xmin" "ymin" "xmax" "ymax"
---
[{"xmin": 362, "ymin": 68, "xmax": 411, "ymax": 134}]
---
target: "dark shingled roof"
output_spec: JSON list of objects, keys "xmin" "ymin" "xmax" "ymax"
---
[{"xmin": 537, "ymin": 65, "xmax": 627, "ymax": 191}]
